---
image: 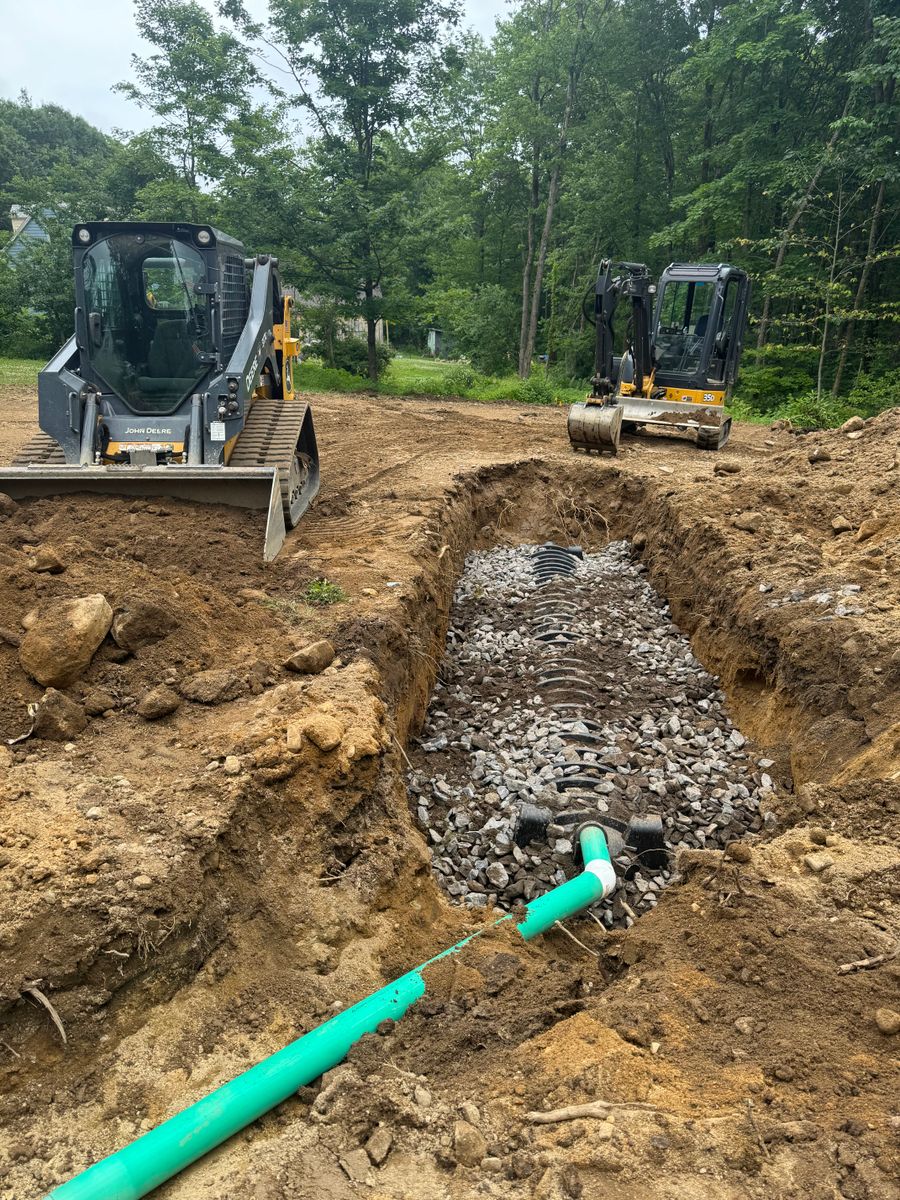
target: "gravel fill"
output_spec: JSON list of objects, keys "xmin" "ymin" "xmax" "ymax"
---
[{"xmin": 408, "ymin": 542, "xmax": 777, "ymax": 928}]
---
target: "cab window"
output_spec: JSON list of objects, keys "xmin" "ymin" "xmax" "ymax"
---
[{"xmin": 654, "ymin": 280, "xmax": 714, "ymax": 376}]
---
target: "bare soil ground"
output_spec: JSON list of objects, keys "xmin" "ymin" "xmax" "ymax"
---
[{"xmin": 0, "ymin": 386, "xmax": 897, "ymax": 1200}]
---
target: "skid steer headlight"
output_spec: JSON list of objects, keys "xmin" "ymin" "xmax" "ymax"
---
[
  {"xmin": 197, "ymin": 229, "xmax": 211, "ymax": 246},
  {"xmin": 76, "ymin": 227, "xmax": 91, "ymax": 244}
]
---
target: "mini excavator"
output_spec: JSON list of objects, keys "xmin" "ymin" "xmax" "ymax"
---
[
  {"xmin": 568, "ymin": 259, "xmax": 750, "ymax": 453},
  {"xmin": 0, "ymin": 222, "xmax": 319, "ymax": 559}
]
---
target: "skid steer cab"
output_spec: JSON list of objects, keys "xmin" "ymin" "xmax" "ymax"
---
[
  {"xmin": 568, "ymin": 260, "xmax": 750, "ymax": 454},
  {"xmin": 0, "ymin": 222, "xmax": 319, "ymax": 560}
]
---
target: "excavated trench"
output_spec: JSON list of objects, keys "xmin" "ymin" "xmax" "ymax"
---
[
  {"xmin": 408, "ymin": 540, "xmax": 774, "ymax": 930},
  {"xmin": 1, "ymin": 448, "xmax": 898, "ymax": 1198}
]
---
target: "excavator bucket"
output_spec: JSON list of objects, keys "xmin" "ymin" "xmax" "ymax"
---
[
  {"xmin": 567, "ymin": 402, "xmax": 623, "ymax": 453},
  {"xmin": 0, "ymin": 464, "xmax": 291, "ymax": 562}
]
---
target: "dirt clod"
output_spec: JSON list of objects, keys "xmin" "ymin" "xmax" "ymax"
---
[
  {"xmin": 32, "ymin": 688, "xmax": 88, "ymax": 740},
  {"xmin": 26, "ymin": 545, "xmax": 65, "ymax": 573},
  {"xmin": 136, "ymin": 684, "xmax": 182, "ymax": 720},
  {"xmin": 453, "ymin": 1119, "xmax": 487, "ymax": 1167},
  {"xmin": 365, "ymin": 1125, "xmax": 393, "ymax": 1166},
  {"xmin": 874, "ymin": 1008, "xmax": 900, "ymax": 1035},
  {"xmin": 111, "ymin": 596, "xmax": 178, "ymax": 651},
  {"xmin": 179, "ymin": 668, "xmax": 245, "ymax": 704},
  {"xmin": 734, "ymin": 510, "xmax": 764, "ymax": 532},
  {"xmin": 301, "ymin": 712, "xmax": 344, "ymax": 752}
]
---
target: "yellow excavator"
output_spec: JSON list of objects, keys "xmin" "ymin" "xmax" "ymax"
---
[
  {"xmin": 568, "ymin": 260, "xmax": 750, "ymax": 453},
  {"xmin": 0, "ymin": 222, "xmax": 319, "ymax": 559}
]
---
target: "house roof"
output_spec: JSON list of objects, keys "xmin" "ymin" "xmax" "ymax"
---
[{"xmin": 4, "ymin": 207, "xmax": 52, "ymax": 262}]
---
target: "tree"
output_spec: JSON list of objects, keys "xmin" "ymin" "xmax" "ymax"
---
[
  {"xmin": 116, "ymin": 0, "xmax": 259, "ymax": 189},
  {"xmin": 226, "ymin": 0, "xmax": 461, "ymax": 379}
]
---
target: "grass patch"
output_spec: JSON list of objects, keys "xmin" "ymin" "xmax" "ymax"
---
[
  {"xmin": 261, "ymin": 579, "xmax": 348, "ymax": 623},
  {"xmin": 0, "ymin": 358, "xmax": 42, "ymax": 389},
  {"xmin": 298, "ymin": 353, "xmax": 584, "ymax": 407},
  {"xmin": 301, "ymin": 578, "xmax": 348, "ymax": 607}
]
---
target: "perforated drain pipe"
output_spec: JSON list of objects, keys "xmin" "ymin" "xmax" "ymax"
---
[{"xmin": 48, "ymin": 825, "xmax": 615, "ymax": 1200}]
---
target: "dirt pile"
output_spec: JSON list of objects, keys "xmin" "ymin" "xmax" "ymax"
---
[{"xmin": 0, "ymin": 388, "xmax": 897, "ymax": 1199}]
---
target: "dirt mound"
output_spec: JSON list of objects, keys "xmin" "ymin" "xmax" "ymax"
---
[{"xmin": 0, "ymin": 387, "xmax": 897, "ymax": 1199}]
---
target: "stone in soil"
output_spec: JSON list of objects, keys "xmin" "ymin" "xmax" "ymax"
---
[
  {"xmin": 137, "ymin": 684, "xmax": 182, "ymax": 720},
  {"xmin": 111, "ymin": 596, "xmax": 179, "ymax": 651},
  {"xmin": 285, "ymin": 639, "xmax": 336, "ymax": 674},
  {"xmin": 32, "ymin": 689, "xmax": 88, "ymax": 741},
  {"xmin": 19, "ymin": 594, "xmax": 113, "ymax": 687}
]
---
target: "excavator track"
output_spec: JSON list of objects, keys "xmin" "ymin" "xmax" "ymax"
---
[
  {"xmin": 12, "ymin": 432, "xmax": 66, "ymax": 466},
  {"xmin": 229, "ymin": 398, "xmax": 319, "ymax": 528}
]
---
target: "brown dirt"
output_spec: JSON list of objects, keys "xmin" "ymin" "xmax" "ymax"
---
[{"xmin": 0, "ymin": 387, "xmax": 898, "ymax": 1200}]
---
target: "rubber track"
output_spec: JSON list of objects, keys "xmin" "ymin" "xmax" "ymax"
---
[
  {"xmin": 12, "ymin": 432, "xmax": 67, "ymax": 466},
  {"xmin": 228, "ymin": 399, "xmax": 309, "ymax": 516}
]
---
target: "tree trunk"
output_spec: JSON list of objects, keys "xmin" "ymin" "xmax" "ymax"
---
[
  {"xmin": 518, "ymin": 155, "xmax": 540, "ymax": 378},
  {"xmin": 523, "ymin": 158, "xmax": 563, "ymax": 373},
  {"xmin": 367, "ymin": 314, "xmax": 378, "ymax": 382},
  {"xmin": 831, "ymin": 179, "xmax": 884, "ymax": 396},
  {"xmin": 817, "ymin": 178, "xmax": 844, "ymax": 404},
  {"xmin": 756, "ymin": 96, "xmax": 849, "ymax": 354},
  {"xmin": 521, "ymin": 5, "xmax": 586, "ymax": 376}
]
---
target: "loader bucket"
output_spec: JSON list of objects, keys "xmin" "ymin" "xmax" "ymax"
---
[{"xmin": 0, "ymin": 465, "xmax": 289, "ymax": 562}]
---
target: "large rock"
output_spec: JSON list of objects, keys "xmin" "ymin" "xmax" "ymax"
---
[
  {"xmin": 453, "ymin": 1120, "xmax": 487, "ymax": 1168},
  {"xmin": 874, "ymin": 1008, "xmax": 900, "ymax": 1036},
  {"xmin": 32, "ymin": 689, "xmax": 88, "ymax": 741},
  {"xmin": 180, "ymin": 669, "xmax": 245, "ymax": 705},
  {"xmin": 19, "ymin": 595, "xmax": 113, "ymax": 687},
  {"xmin": 0, "ymin": 493, "xmax": 17, "ymax": 517},
  {"xmin": 284, "ymin": 639, "xmax": 335, "ymax": 675},
  {"xmin": 137, "ymin": 684, "xmax": 182, "ymax": 720},
  {"xmin": 841, "ymin": 415, "xmax": 865, "ymax": 433},
  {"xmin": 112, "ymin": 596, "xmax": 178, "ymax": 651}
]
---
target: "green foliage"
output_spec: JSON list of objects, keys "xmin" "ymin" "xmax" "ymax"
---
[
  {"xmin": 513, "ymin": 373, "xmax": 554, "ymax": 405},
  {"xmin": 302, "ymin": 578, "xmax": 348, "ymax": 607},
  {"xmin": 844, "ymin": 371, "xmax": 900, "ymax": 418},
  {"xmin": 422, "ymin": 285, "xmax": 519, "ymax": 375},
  {"xmin": 116, "ymin": 0, "xmax": 259, "ymax": 188},
  {"xmin": 769, "ymin": 390, "xmax": 854, "ymax": 430},
  {"xmin": 733, "ymin": 360, "xmax": 818, "ymax": 415},
  {"xmin": 309, "ymin": 335, "xmax": 393, "ymax": 379}
]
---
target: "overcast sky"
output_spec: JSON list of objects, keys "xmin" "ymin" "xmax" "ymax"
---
[{"xmin": 0, "ymin": 0, "xmax": 508, "ymax": 133}]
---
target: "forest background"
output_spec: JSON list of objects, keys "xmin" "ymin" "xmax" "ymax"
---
[{"xmin": 0, "ymin": 0, "xmax": 897, "ymax": 425}]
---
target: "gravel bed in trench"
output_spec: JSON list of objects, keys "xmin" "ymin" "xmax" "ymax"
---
[{"xmin": 407, "ymin": 542, "xmax": 778, "ymax": 928}]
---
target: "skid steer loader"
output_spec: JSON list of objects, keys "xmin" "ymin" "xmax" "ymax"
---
[
  {"xmin": 568, "ymin": 259, "xmax": 750, "ymax": 453},
  {"xmin": 0, "ymin": 222, "xmax": 319, "ymax": 559}
]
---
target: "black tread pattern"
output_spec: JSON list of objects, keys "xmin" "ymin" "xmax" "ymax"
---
[
  {"xmin": 229, "ymin": 399, "xmax": 308, "ymax": 518},
  {"xmin": 12, "ymin": 433, "xmax": 67, "ymax": 465}
]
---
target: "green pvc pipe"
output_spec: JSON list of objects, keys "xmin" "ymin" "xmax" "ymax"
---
[{"xmin": 48, "ymin": 825, "xmax": 614, "ymax": 1200}]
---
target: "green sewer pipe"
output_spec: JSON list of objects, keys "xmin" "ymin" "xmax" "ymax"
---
[{"xmin": 47, "ymin": 824, "xmax": 615, "ymax": 1200}]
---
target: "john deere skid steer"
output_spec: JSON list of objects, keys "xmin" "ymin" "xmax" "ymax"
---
[{"xmin": 0, "ymin": 222, "xmax": 319, "ymax": 559}]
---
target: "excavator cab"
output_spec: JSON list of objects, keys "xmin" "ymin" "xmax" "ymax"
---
[
  {"xmin": 568, "ymin": 260, "xmax": 750, "ymax": 454},
  {"xmin": 653, "ymin": 263, "xmax": 749, "ymax": 402}
]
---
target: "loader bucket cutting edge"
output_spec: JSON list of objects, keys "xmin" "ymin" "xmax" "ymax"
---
[{"xmin": 0, "ymin": 465, "xmax": 289, "ymax": 563}]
